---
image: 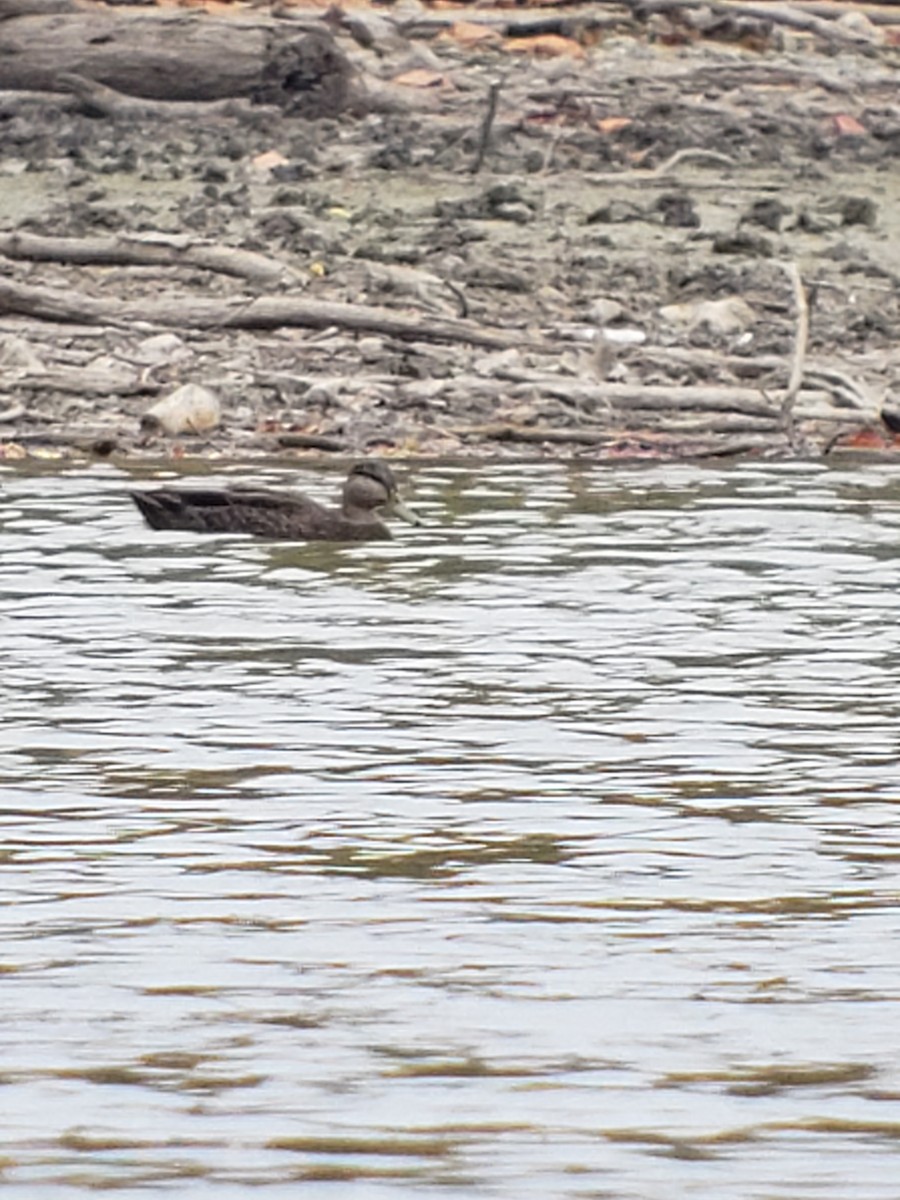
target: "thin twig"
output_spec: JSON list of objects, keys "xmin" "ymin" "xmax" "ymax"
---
[
  {"xmin": 540, "ymin": 122, "xmax": 566, "ymax": 176},
  {"xmin": 470, "ymin": 79, "xmax": 502, "ymax": 176},
  {"xmin": 0, "ymin": 276, "xmax": 530, "ymax": 349},
  {"xmin": 780, "ymin": 262, "xmax": 810, "ymax": 442},
  {"xmin": 650, "ymin": 147, "xmax": 735, "ymax": 178},
  {"xmin": 0, "ymin": 230, "xmax": 299, "ymax": 286},
  {"xmin": 585, "ymin": 147, "xmax": 735, "ymax": 185},
  {"xmin": 805, "ymin": 366, "xmax": 872, "ymax": 410}
]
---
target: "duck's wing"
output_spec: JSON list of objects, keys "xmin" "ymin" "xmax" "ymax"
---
[{"xmin": 131, "ymin": 486, "xmax": 332, "ymax": 538}]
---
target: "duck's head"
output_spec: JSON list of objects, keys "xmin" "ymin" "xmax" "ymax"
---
[{"xmin": 343, "ymin": 461, "xmax": 421, "ymax": 525}]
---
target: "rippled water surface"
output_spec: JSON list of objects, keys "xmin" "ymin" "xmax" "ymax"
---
[{"xmin": 2, "ymin": 458, "xmax": 899, "ymax": 1198}]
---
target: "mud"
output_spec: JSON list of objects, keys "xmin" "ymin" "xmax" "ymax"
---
[{"xmin": 0, "ymin": 4, "xmax": 898, "ymax": 462}]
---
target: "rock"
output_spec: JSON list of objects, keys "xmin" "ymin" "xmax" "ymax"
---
[
  {"xmin": 587, "ymin": 298, "xmax": 625, "ymax": 324},
  {"xmin": 140, "ymin": 384, "xmax": 221, "ymax": 435},
  {"xmin": 0, "ymin": 333, "xmax": 45, "ymax": 373},
  {"xmin": 133, "ymin": 333, "xmax": 192, "ymax": 367},
  {"xmin": 472, "ymin": 348, "xmax": 523, "ymax": 377},
  {"xmin": 741, "ymin": 198, "xmax": 791, "ymax": 232},
  {"xmin": 357, "ymin": 336, "xmax": 385, "ymax": 363},
  {"xmin": 364, "ymin": 262, "xmax": 456, "ymax": 312},
  {"xmin": 655, "ymin": 193, "xmax": 700, "ymax": 228},
  {"xmin": 493, "ymin": 202, "xmax": 533, "ymax": 225},
  {"xmin": 253, "ymin": 32, "xmax": 353, "ymax": 119},
  {"xmin": 837, "ymin": 11, "xmax": 883, "ymax": 42},
  {"xmin": 712, "ymin": 232, "xmax": 773, "ymax": 257},
  {"xmin": 660, "ymin": 297, "xmax": 756, "ymax": 335}
]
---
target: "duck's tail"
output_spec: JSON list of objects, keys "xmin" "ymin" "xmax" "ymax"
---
[{"xmin": 130, "ymin": 489, "xmax": 185, "ymax": 530}]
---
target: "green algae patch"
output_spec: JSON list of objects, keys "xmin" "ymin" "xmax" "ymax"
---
[{"xmin": 269, "ymin": 1135, "xmax": 455, "ymax": 1158}]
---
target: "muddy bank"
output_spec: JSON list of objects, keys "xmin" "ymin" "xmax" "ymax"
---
[{"xmin": 0, "ymin": 0, "xmax": 898, "ymax": 463}]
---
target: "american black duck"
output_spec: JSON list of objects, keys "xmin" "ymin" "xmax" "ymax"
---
[{"xmin": 130, "ymin": 460, "xmax": 420, "ymax": 541}]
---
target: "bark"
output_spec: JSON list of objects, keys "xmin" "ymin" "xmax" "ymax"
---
[
  {"xmin": 0, "ymin": 9, "xmax": 351, "ymax": 115},
  {"xmin": 0, "ymin": 276, "xmax": 530, "ymax": 349},
  {"xmin": 0, "ymin": 232, "xmax": 300, "ymax": 286}
]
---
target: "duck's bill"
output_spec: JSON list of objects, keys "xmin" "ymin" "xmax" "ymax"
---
[{"xmin": 391, "ymin": 498, "xmax": 423, "ymax": 526}]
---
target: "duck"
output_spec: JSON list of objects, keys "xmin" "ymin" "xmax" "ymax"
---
[{"xmin": 130, "ymin": 460, "xmax": 421, "ymax": 541}]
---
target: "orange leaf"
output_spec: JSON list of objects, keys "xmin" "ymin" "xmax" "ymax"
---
[
  {"xmin": 829, "ymin": 113, "xmax": 867, "ymax": 137},
  {"xmin": 835, "ymin": 429, "xmax": 894, "ymax": 450},
  {"xmin": 251, "ymin": 149, "xmax": 289, "ymax": 172},
  {"xmin": 392, "ymin": 69, "xmax": 447, "ymax": 88},
  {"xmin": 504, "ymin": 34, "xmax": 585, "ymax": 59},
  {"xmin": 596, "ymin": 116, "xmax": 632, "ymax": 135},
  {"xmin": 446, "ymin": 21, "xmax": 501, "ymax": 48}
]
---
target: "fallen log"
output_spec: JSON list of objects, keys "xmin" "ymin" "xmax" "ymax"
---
[
  {"xmin": 6, "ymin": 367, "xmax": 158, "ymax": 396},
  {"xmin": 453, "ymin": 423, "xmax": 781, "ymax": 457},
  {"xmin": 0, "ymin": 275, "xmax": 531, "ymax": 349},
  {"xmin": 0, "ymin": 8, "xmax": 351, "ymax": 116},
  {"xmin": 504, "ymin": 378, "xmax": 809, "ymax": 416},
  {"xmin": 56, "ymin": 72, "xmax": 267, "ymax": 120},
  {"xmin": 0, "ymin": 232, "xmax": 300, "ymax": 287}
]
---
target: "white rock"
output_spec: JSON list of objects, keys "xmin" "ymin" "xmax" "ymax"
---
[
  {"xmin": 141, "ymin": 384, "xmax": 221, "ymax": 435},
  {"xmin": 660, "ymin": 297, "xmax": 756, "ymax": 335},
  {"xmin": 133, "ymin": 332, "xmax": 192, "ymax": 366},
  {"xmin": 588, "ymin": 297, "xmax": 625, "ymax": 324}
]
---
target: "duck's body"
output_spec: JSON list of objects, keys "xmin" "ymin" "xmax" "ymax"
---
[{"xmin": 130, "ymin": 461, "xmax": 419, "ymax": 541}]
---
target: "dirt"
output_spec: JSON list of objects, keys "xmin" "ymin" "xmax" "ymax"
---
[{"xmin": 0, "ymin": 1, "xmax": 898, "ymax": 464}]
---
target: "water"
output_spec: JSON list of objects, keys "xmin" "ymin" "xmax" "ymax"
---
[{"xmin": 2, "ymin": 457, "xmax": 899, "ymax": 1198}]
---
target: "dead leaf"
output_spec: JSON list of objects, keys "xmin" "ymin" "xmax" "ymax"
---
[
  {"xmin": 504, "ymin": 35, "xmax": 585, "ymax": 59},
  {"xmin": 445, "ymin": 21, "xmax": 502, "ymax": 48},
  {"xmin": 596, "ymin": 116, "xmax": 632, "ymax": 135},
  {"xmin": 171, "ymin": 0, "xmax": 239, "ymax": 14},
  {"xmin": 829, "ymin": 113, "xmax": 867, "ymax": 138},
  {"xmin": 525, "ymin": 110, "xmax": 568, "ymax": 126},
  {"xmin": 834, "ymin": 428, "xmax": 897, "ymax": 451},
  {"xmin": 392, "ymin": 69, "xmax": 447, "ymax": 89},
  {"xmin": 251, "ymin": 150, "xmax": 290, "ymax": 172}
]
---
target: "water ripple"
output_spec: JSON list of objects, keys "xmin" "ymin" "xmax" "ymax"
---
[{"xmin": 1, "ymin": 458, "xmax": 899, "ymax": 1197}]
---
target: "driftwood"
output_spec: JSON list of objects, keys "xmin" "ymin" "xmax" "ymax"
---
[
  {"xmin": 276, "ymin": 433, "xmax": 348, "ymax": 452},
  {"xmin": 56, "ymin": 72, "xmax": 269, "ymax": 121},
  {"xmin": 0, "ymin": 9, "xmax": 264, "ymax": 98},
  {"xmin": 629, "ymin": 0, "xmax": 880, "ymax": 45},
  {"xmin": 0, "ymin": 0, "xmax": 77, "ymax": 16},
  {"xmin": 780, "ymin": 262, "xmax": 810, "ymax": 423},
  {"xmin": 0, "ymin": 9, "xmax": 351, "ymax": 116},
  {"xmin": 0, "ymin": 276, "xmax": 530, "ymax": 350},
  {"xmin": 635, "ymin": 346, "xmax": 875, "ymax": 411},
  {"xmin": 4, "ymin": 368, "xmax": 157, "ymax": 396},
  {"xmin": 503, "ymin": 379, "xmax": 804, "ymax": 417},
  {"xmin": 455, "ymin": 423, "xmax": 638, "ymax": 446},
  {"xmin": 0, "ymin": 232, "xmax": 300, "ymax": 287},
  {"xmin": 453, "ymin": 423, "xmax": 782, "ymax": 457}
]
